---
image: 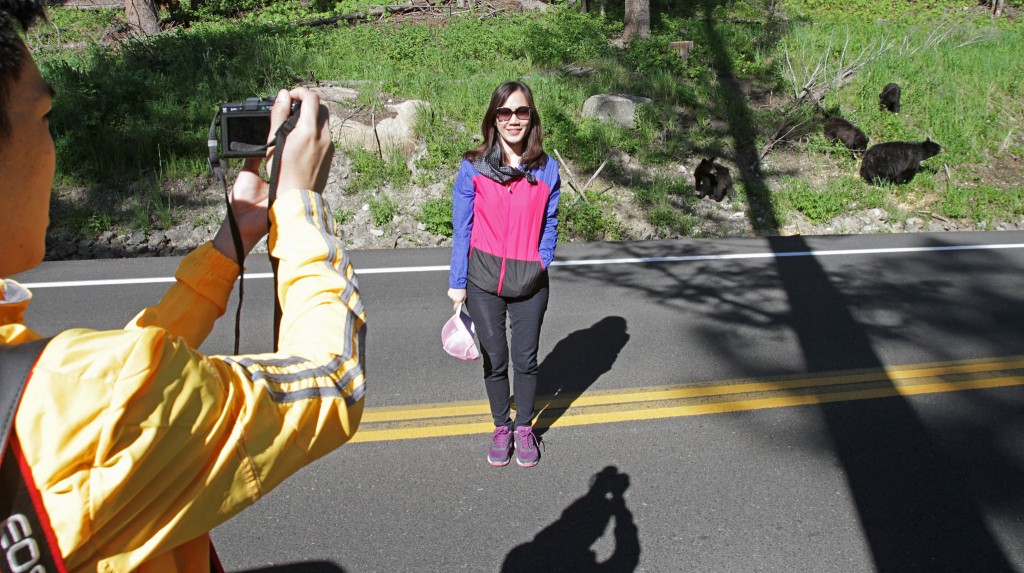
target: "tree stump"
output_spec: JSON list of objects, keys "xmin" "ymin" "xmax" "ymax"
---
[{"xmin": 668, "ymin": 41, "xmax": 694, "ymax": 60}]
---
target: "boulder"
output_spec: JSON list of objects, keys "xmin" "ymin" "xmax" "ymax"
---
[
  {"xmin": 581, "ymin": 94, "xmax": 653, "ymax": 128},
  {"xmin": 311, "ymin": 86, "xmax": 429, "ymax": 160}
]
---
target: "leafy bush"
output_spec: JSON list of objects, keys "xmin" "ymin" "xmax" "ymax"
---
[
  {"xmin": 369, "ymin": 196, "xmax": 398, "ymax": 228},
  {"xmin": 623, "ymin": 38, "xmax": 688, "ymax": 77},
  {"xmin": 647, "ymin": 206, "xmax": 694, "ymax": 236},
  {"xmin": 416, "ymin": 198, "xmax": 454, "ymax": 237},
  {"xmin": 561, "ymin": 196, "xmax": 621, "ymax": 241},
  {"xmin": 333, "ymin": 208, "xmax": 354, "ymax": 226}
]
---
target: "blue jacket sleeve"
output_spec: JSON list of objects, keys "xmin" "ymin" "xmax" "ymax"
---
[
  {"xmin": 539, "ymin": 158, "xmax": 561, "ymax": 269},
  {"xmin": 449, "ymin": 160, "xmax": 476, "ymax": 288}
]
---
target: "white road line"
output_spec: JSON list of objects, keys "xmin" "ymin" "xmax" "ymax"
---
[{"xmin": 19, "ymin": 243, "xmax": 1024, "ymax": 289}]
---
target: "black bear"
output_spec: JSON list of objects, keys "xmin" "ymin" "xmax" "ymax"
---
[
  {"xmin": 879, "ymin": 83, "xmax": 901, "ymax": 113},
  {"xmin": 859, "ymin": 139, "xmax": 943, "ymax": 185},
  {"xmin": 823, "ymin": 117, "xmax": 869, "ymax": 155},
  {"xmin": 694, "ymin": 158, "xmax": 735, "ymax": 202}
]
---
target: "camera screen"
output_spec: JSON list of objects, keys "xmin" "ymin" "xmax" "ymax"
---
[{"xmin": 225, "ymin": 114, "xmax": 271, "ymax": 152}]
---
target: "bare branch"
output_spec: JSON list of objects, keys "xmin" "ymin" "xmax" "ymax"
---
[
  {"xmin": 294, "ymin": 3, "xmax": 466, "ymax": 27},
  {"xmin": 553, "ymin": 149, "xmax": 591, "ymax": 205},
  {"xmin": 580, "ymin": 157, "xmax": 610, "ymax": 193}
]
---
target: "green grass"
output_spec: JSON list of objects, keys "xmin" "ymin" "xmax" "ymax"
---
[
  {"xmin": 348, "ymin": 148, "xmax": 411, "ymax": 194},
  {"xmin": 28, "ymin": 0, "xmax": 1024, "ymax": 244},
  {"xmin": 940, "ymin": 184, "xmax": 1024, "ymax": 223}
]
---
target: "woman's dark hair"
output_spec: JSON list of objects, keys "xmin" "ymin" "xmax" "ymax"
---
[
  {"xmin": 1, "ymin": 1, "xmax": 48, "ymax": 141},
  {"xmin": 463, "ymin": 81, "xmax": 547, "ymax": 170}
]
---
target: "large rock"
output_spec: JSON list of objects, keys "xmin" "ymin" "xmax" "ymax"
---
[
  {"xmin": 581, "ymin": 94, "xmax": 653, "ymax": 128},
  {"xmin": 311, "ymin": 86, "xmax": 429, "ymax": 160}
]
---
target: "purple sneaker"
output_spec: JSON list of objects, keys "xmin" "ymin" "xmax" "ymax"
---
[
  {"xmin": 488, "ymin": 426, "xmax": 514, "ymax": 466},
  {"xmin": 514, "ymin": 426, "xmax": 540, "ymax": 467}
]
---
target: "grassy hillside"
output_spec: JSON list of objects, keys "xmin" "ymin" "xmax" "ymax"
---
[{"xmin": 29, "ymin": 0, "xmax": 1024, "ymax": 252}]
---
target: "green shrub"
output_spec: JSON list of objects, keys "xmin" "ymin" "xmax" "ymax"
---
[
  {"xmin": 369, "ymin": 196, "xmax": 398, "ymax": 228},
  {"xmin": 623, "ymin": 38, "xmax": 688, "ymax": 76},
  {"xmin": 647, "ymin": 206, "xmax": 694, "ymax": 236},
  {"xmin": 86, "ymin": 212, "xmax": 112, "ymax": 234},
  {"xmin": 561, "ymin": 198, "xmax": 621, "ymax": 241},
  {"xmin": 333, "ymin": 208, "xmax": 355, "ymax": 226},
  {"xmin": 415, "ymin": 198, "xmax": 454, "ymax": 237}
]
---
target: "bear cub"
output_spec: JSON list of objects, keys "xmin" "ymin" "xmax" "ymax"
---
[
  {"xmin": 859, "ymin": 139, "xmax": 943, "ymax": 185},
  {"xmin": 879, "ymin": 83, "xmax": 901, "ymax": 113},
  {"xmin": 694, "ymin": 158, "xmax": 735, "ymax": 202},
  {"xmin": 823, "ymin": 117, "xmax": 869, "ymax": 155}
]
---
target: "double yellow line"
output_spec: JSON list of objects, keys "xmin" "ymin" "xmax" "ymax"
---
[{"xmin": 349, "ymin": 356, "xmax": 1024, "ymax": 443}]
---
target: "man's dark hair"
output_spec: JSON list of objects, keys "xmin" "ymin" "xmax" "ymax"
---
[{"xmin": 1, "ymin": 0, "xmax": 48, "ymax": 140}]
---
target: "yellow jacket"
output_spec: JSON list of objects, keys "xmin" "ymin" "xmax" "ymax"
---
[{"xmin": 1, "ymin": 190, "xmax": 366, "ymax": 573}]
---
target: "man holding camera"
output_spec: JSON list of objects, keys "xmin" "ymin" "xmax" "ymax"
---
[{"xmin": 1, "ymin": 2, "xmax": 366, "ymax": 571}]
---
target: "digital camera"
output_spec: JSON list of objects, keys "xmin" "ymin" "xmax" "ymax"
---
[{"xmin": 218, "ymin": 97, "xmax": 300, "ymax": 158}]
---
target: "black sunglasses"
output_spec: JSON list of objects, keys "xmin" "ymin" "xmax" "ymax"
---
[{"xmin": 495, "ymin": 106, "xmax": 532, "ymax": 122}]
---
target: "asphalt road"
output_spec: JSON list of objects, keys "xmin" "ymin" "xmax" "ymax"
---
[{"xmin": 13, "ymin": 231, "xmax": 1024, "ymax": 572}]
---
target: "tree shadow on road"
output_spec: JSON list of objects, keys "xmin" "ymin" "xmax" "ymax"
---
[
  {"xmin": 501, "ymin": 466, "xmax": 640, "ymax": 573},
  {"xmin": 647, "ymin": 0, "xmax": 1019, "ymax": 564},
  {"xmin": 531, "ymin": 316, "xmax": 630, "ymax": 437},
  {"xmin": 769, "ymin": 234, "xmax": 1016, "ymax": 572}
]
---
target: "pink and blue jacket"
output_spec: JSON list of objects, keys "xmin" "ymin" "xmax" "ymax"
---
[{"xmin": 449, "ymin": 156, "xmax": 561, "ymax": 298}]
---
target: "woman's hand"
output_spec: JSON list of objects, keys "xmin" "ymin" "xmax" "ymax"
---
[{"xmin": 448, "ymin": 288, "xmax": 467, "ymax": 310}]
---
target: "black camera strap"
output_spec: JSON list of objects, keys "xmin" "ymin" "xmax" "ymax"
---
[
  {"xmin": 208, "ymin": 116, "xmax": 247, "ymax": 355},
  {"xmin": 0, "ymin": 338, "xmax": 66, "ymax": 573},
  {"xmin": 208, "ymin": 108, "xmax": 301, "ymax": 354},
  {"xmin": 265, "ymin": 112, "xmax": 302, "ymax": 352}
]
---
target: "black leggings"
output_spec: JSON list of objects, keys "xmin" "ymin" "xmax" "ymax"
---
[{"xmin": 466, "ymin": 278, "xmax": 549, "ymax": 428}]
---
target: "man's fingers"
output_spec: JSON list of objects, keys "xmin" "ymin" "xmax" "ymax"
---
[
  {"xmin": 268, "ymin": 88, "xmax": 291, "ymax": 145},
  {"xmin": 288, "ymin": 87, "xmax": 325, "ymax": 134}
]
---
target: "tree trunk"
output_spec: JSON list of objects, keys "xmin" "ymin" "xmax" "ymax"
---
[
  {"xmin": 126, "ymin": 0, "xmax": 161, "ymax": 35},
  {"xmin": 622, "ymin": 0, "xmax": 650, "ymax": 44}
]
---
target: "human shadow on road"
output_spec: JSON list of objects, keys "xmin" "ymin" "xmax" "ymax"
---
[
  {"xmin": 768, "ymin": 234, "xmax": 1015, "ymax": 572},
  {"xmin": 530, "ymin": 316, "xmax": 630, "ymax": 437},
  {"xmin": 231, "ymin": 561, "xmax": 346, "ymax": 572},
  {"xmin": 501, "ymin": 466, "xmax": 640, "ymax": 573}
]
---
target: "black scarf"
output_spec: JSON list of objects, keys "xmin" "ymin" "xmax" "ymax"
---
[{"xmin": 472, "ymin": 143, "xmax": 536, "ymax": 185}]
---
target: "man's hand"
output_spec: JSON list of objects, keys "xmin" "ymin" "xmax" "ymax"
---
[
  {"xmin": 213, "ymin": 88, "xmax": 334, "ymax": 264},
  {"xmin": 269, "ymin": 87, "xmax": 334, "ymax": 195}
]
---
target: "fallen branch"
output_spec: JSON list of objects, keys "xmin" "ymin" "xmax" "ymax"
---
[
  {"xmin": 295, "ymin": 3, "xmax": 463, "ymax": 26},
  {"xmin": 372, "ymin": 105, "xmax": 383, "ymax": 159},
  {"xmin": 553, "ymin": 149, "xmax": 591, "ymax": 205},
  {"xmin": 706, "ymin": 17, "xmax": 790, "ymax": 25},
  {"xmin": 758, "ymin": 29, "xmax": 897, "ymax": 165},
  {"xmin": 919, "ymin": 210, "xmax": 950, "ymax": 223},
  {"xmin": 758, "ymin": 118, "xmax": 810, "ymax": 163},
  {"xmin": 580, "ymin": 157, "xmax": 609, "ymax": 193}
]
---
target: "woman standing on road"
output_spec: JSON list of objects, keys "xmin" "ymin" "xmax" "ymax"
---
[{"xmin": 447, "ymin": 81, "xmax": 561, "ymax": 468}]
